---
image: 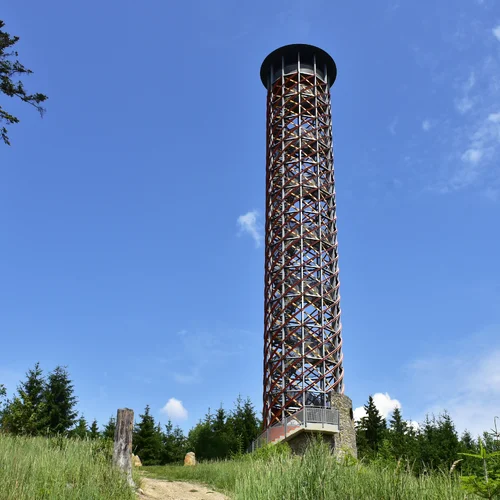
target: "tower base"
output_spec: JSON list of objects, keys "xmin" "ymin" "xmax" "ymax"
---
[
  {"xmin": 329, "ymin": 393, "xmax": 357, "ymax": 458},
  {"xmin": 285, "ymin": 394, "xmax": 357, "ymax": 458}
]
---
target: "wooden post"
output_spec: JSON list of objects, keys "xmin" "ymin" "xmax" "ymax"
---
[{"xmin": 113, "ymin": 408, "xmax": 135, "ymax": 487}]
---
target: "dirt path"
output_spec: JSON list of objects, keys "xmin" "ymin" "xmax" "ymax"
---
[{"xmin": 138, "ymin": 476, "xmax": 229, "ymax": 500}]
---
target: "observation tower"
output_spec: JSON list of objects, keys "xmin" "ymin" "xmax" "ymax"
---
[{"xmin": 256, "ymin": 44, "xmax": 356, "ymax": 455}]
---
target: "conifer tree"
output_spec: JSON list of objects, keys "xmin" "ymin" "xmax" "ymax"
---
[
  {"xmin": 161, "ymin": 420, "xmax": 187, "ymax": 464},
  {"xmin": 0, "ymin": 384, "xmax": 5, "ymax": 412},
  {"xmin": 356, "ymin": 395, "xmax": 386, "ymax": 456},
  {"xmin": 460, "ymin": 429, "xmax": 477, "ymax": 452},
  {"xmin": 43, "ymin": 366, "xmax": 77, "ymax": 435},
  {"xmin": 460, "ymin": 429, "xmax": 480, "ymax": 475},
  {"xmin": 0, "ymin": 363, "xmax": 47, "ymax": 435},
  {"xmin": 417, "ymin": 412, "xmax": 459, "ymax": 473},
  {"xmin": 388, "ymin": 407, "xmax": 409, "ymax": 459},
  {"xmin": 72, "ymin": 415, "xmax": 88, "ymax": 439},
  {"xmin": 133, "ymin": 405, "xmax": 163, "ymax": 465},
  {"xmin": 229, "ymin": 395, "xmax": 260, "ymax": 453},
  {"xmin": 102, "ymin": 416, "xmax": 116, "ymax": 440},
  {"xmin": 212, "ymin": 405, "xmax": 235, "ymax": 458},
  {"xmin": 89, "ymin": 419, "xmax": 100, "ymax": 439},
  {"xmin": 0, "ymin": 20, "xmax": 48, "ymax": 145}
]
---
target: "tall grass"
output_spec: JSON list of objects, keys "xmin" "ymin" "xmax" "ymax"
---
[
  {"xmin": 0, "ymin": 434, "xmax": 136, "ymax": 499},
  {"xmin": 144, "ymin": 438, "xmax": 475, "ymax": 499}
]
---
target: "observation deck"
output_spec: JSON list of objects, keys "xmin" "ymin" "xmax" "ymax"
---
[{"xmin": 249, "ymin": 406, "xmax": 339, "ymax": 452}]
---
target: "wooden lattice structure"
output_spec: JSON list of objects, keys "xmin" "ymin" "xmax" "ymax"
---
[{"xmin": 260, "ymin": 45, "xmax": 344, "ymax": 428}]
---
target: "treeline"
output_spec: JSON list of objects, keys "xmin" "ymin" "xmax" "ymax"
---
[
  {"xmin": 0, "ymin": 363, "xmax": 260, "ymax": 465},
  {"xmin": 355, "ymin": 395, "xmax": 500, "ymax": 478},
  {"xmin": 2, "ymin": 364, "xmax": 498, "ymax": 474},
  {"xmin": 105, "ymin": 397, "xmax": 261, "ymax": 465}
]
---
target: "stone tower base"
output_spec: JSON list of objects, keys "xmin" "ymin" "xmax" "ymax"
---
[
  {"xmin": 287, "ymin": 431, "xmax": 335, "ymax": 455},
  {"xmin": 286, "ymin": 394, "xmax": 357, "ymax": 458},
  {"xmin": 330, "ymin": 392, "xmax": 357, "ymax": 458}
]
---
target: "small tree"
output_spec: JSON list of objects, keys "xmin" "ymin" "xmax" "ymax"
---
[
  {"xmin": 0, "ymin": 384, "xmax": 5, "ymax": 409},
  {"xmin": 0, "ymin": 362, "xmax": 47, "ymax": 435},
  {"xmin": 89, "ymin": 419, "xmax": 100, "ymax": 439},
  {"xmin": 72, "ymin": 415, "xmax": 88, "ymax": 439},
  {"xmin": 459, "ymin": 438, "xmax": 500, "ymax": 499},
  {"xmin": 356, "ymin": 395, "xmax": 386, "ymax": 457},
  {"xmin": 133, "ymin": 405, "xmax": 163, "ymax": 465},
  {"xmin": 102, "ymin": 416, "xmax": 116, "ymax": 440},
  {"xmin": 417, "ymin": 412, "xmax": 459, "ymax": 474},
  {"xmin": 388, "ymin": 407, "xmax": 412, "ymax": 459},
  {"xmin": 161, "ymin": 420, "xmax": 187, "ymax": 464},
  {"xmin": 0, "ymin": 20, "xmax": 48, "ymax": 145},
  {"xmin": 43, "ymin": 366, "xmax": 78, "ymax": 435},
  {"xmin": 229, "ymin": 395, "xmax": 260, "ymax": 454}
]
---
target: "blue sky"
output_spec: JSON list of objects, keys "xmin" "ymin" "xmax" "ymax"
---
[{"xmin": 1, "ymin": 0, "xmax": 499, "ymax": 436}]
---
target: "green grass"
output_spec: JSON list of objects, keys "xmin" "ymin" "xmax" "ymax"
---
[
  {"xmin": 143, "ymin": 439, "xmax": 478, "ymax": 500},
  {"xmin": 0, "ymin": 434, "xmax": 136, "ymax": 499}
]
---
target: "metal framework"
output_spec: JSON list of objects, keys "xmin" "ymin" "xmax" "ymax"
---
[{"xmin": 261, "ymin": 45, "xmax": 344, "ymax": 428}]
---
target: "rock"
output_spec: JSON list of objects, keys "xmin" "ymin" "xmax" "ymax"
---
[
  {"xmin": 132, "ymin": 454, "xmax": 142, "ymax": 467},
  {"xmin": 184, "ymin": 451, "xmax": 196, "ymax": 466}
]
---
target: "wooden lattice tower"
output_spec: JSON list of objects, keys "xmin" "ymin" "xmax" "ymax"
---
[{"xmin": 261, "ymin": 44, "xmax": 344, "ymax": 429}]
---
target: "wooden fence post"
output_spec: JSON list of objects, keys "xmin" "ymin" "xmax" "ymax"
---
[{"xmin": 113, "ymin": 408, "xmax": 135, "ymax": 487}]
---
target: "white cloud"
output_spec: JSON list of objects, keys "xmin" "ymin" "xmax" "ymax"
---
[
  {"xmin": 174, "ymin": 368, "xmax": 199, "ymax": 384},
  {"xmin": 455, "ymin": 97, "xmax": 474, "ymax": 114},
  {"xmin": 422, "ymin": 120, "xmax": 432, "ymax": 131},
  {"xmin": 160, "ymin": 398, "xmax": 188, "ymax": 421},
  {"xmin": 440, "ymin": 106, "xmax": 500, "ymax": 192},
  {"xmin": 407, "ymin": 420, "xmax": 420, "ymax": 432},
  {"xmin": 461, "ymin": 148, "xmax": 484, "ymax": 164},
  {"xmin": 353, "ymin": 406, "xmax": 366, "ymax": 422},
  {"xmin": 407, "ymin": 330, "xmax": 500, "ymax": 436},
  {"xmin": 488, "ymin": 112, "xmax": 500, "ymax": 123},
  {"xmin": 454, "ymin": 72, "xmax": 476, "ymax": 115},
  {"xmin": 484, "ymin": 187, "xmax": 499, "ymax": 201},
  {"xmin": 354, "ymin": 392, "xmax": 401, "ymax": 422},
  {"xmin": 493, "ymin": 25, "xmax": 500, "ymax": 42},
  {"xmin": 389, "ymin": 117, "xmax": 398, "ymax": 135},
  {"xmin": 237, "ymin": 210, "xmax": 262, "ymax": 247}
]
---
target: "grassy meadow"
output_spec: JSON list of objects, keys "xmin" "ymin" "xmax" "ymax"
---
[
  {"xmin": 143, "ymin": 439, "xmax": 478, "ymax": 500},
  {"xmin": 0, "ymin": 434, "xmax": 137, "ymax": 500}
]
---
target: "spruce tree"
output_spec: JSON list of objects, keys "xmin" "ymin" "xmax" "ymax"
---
[
  {"xmin": 102, "ymin": 416, "xmax": 116, "ymax": 440},
  {"xmin": 0, "ymin": 384, "xmax": 5, "ymax": 412},
  {"xmin": 356, "ymin": 395, "xmax": 386, "ymax": 456},
  {"xmin": 388, "ymin": 407, "xmax": 409, "ymax": 459},
  {"xmin": 162, "ymin": 420, "xmax": 187, "ymax": 464},
  {"xmin": 212, "ymin": 405, "xmax": 235, "ymax": 459},
  {"xmin": 0, "ymin": 362, "xmax": 47, "ymax": 435},
  {"xmin": 133, "ymin": 405, "xmax": 163, "ymax": 465},
  {"xmin": 460, "ymin": 429, "xmax": 477, "ymax": 452},
  {"xmin": 418, "ymin": 412, "xmax": 459, "ymax": 473},
  {"xmin": 89, "ymin": 419, "xmax": 100, "ymax": 439},
  {"xmin": 43, "ymin": 366, "xmax": 77, "ymax": 435},
  {"xmin": 72, "ymin": 415, "xmax": 88, "ymax": 439},
  {"xmin": 460, "ymin": 429, "xmax": 480, "ymax": 476},
  {"xmin": 0, "ymin": 20, "xmax": 48, "ymax": 145},
  {"xmin": 230, "ymin": 395, "xmax": 260, "ymax": 453}
]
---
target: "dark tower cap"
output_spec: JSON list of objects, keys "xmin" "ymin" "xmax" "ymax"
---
[{"xmin": 260, "ymin": 43, "xmax": 337, "ymax": 89}]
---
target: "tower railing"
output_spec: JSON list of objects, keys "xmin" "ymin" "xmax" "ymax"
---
[{"xmin": 248, "ymin": 406, "xmax": 339, "ymax": 452}]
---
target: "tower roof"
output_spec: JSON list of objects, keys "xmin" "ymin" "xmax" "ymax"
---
[{"xmin": 260, "ymin": 44, "xmax": 337, "ymax": 88}]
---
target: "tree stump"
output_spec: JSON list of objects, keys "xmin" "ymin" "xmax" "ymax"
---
[{"xmin": 112, "ymin": 408, "xmax": 135, "ymax": 487}]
